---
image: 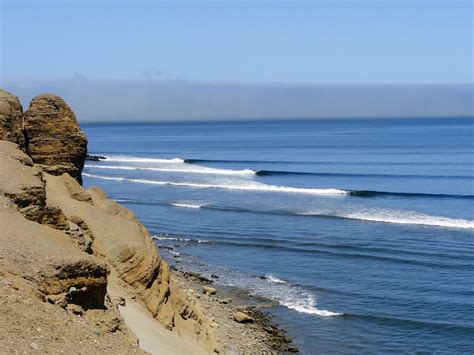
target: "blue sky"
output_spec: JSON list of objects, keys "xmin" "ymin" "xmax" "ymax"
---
[
  {"xmin": 1, "ymin": 0, "xmax": 472, "ymax": 84},
  {"xmin": 0, "ymin": 0, "xmax": 472, "ymax": 121}
]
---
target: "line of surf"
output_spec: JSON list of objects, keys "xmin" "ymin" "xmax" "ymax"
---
[
  {"xmin": 205, "ymin": 205, "xmax": 474, "ymax": 229},
  {"xmin": 301, "ymin": 211, "xmax": 474, "ymax": 229},
  {"xmin": 85, "ymin": 164, "xmax": 255, "ymax": 176},
  {"xmin": 82, "ymin": 173, "xmax": 348, "ymax": 196},
  {"xmin": 256, "ymin": 170, "xmax": 474, "ymax": 180},
  {"xmin": 171, "ymin": 203, "xmax": 204, "ymax": 209},
  {"xmin": 92, "ymin": 155, "xmax": 471, "ymax": 167},
  {"xmin": 100, "ymin": 156, "xmax": 185, "ymax": 163},
  {"xmin": 110, "ymin": 196, "xmax": 474, "ymax": 230},
  {"xmin": 184, "ymin": 158, "xmax": 471, "ymax": 166}
]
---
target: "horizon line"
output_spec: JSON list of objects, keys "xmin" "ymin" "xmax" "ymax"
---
[{"xmin": 80, "ymin": 116, "xmax": 474, "ymax": 125}]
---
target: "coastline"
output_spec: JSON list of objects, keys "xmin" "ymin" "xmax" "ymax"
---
[
  {"xmin": 0, "ymin": 90, "xmax": 297, "ymax": 354},
  {"xmin": 170, "ymin": 269, "xmax": 298, "ymax": 353},
  {"xmin": 113, "ymin": 268, "xmax": 298, "ymax": 354}
]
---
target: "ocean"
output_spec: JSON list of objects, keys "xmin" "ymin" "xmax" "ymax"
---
[{"xmin": 82, "ymin": 118, "xmax": 474, "ymax": 353}]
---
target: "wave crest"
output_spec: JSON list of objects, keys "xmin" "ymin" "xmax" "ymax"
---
[
  {"xmin": 85, "ymin": 164, "xmax": 255, "ymax": 176},
  {"xmin": 171, "ymin": 203, "xmax": 204, "ymax": 209},
  {"xmin": 102, "ymin": 156, "xmax": 185, "ymax": 163},
  {"xmin": 82, "ymin": 173, "xmax": 348, "ymax": 196}
]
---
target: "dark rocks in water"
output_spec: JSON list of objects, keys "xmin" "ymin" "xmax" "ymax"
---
[
  {"xmin": 0, "ymin": 90, "xmax": 25, "ymax": 148},
  {"xmin": 211, "ymin": 274, "xmax": 219, "ymax": 279},
  {"xmin": 86, "ymin": 154, "xmax": 106, "ymax": 161},
  {"xmin": 23, "ymin": 94, "xmax": 87, "ymax": 185},
  {"xmin": 181, "ymin": 271, "xmax": 213, "ymax": 284}
]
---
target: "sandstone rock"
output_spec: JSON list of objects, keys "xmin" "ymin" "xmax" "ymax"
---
[
  {"xmin": 0, "ymin": 90, "xmax": 25, "ymax": 148},
  {"xmin": 23, "ymin": 94, "xmax": 87, "ymax": 184},
  {"xmin": 0, "ymin": 141, "xmax": 68, "ymax": 230},
  {"xmin": 0, "ymin": 139, "xmax": 212, "ymax": 351},
  {"xmin": 202, "ymin": 285, "xmax": 217, "ymax": 295},
  {"xmin": 233, "ymin": 311, "xmax": 254, "ymax": 323}
]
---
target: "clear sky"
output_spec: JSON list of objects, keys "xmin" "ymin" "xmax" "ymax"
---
[
  {"xmin": 1, "ymin": 0, "xmax": 472, "ymax": 84},
  {"xmin": 0, "ymin": 0, "xmax": 472, "ymax": 121}
]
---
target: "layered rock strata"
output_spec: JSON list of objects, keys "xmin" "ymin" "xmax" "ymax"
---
[
  {"xmin": 23, "ymin": 94, "xmax": 88, "ymax": 184},
  {"xmin": 0, "ymin": 90, "xmax": 87, "ymax": 184},
  {"xmin": 0, "ymin": 90, "xmax": 24, "ymax": 148},
  {"xmin": 0, "ymin": 90, "xmax": 214, "ymax": 352}
]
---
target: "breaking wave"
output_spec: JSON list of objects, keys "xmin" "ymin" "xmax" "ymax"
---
[
  {"xmin": 85, "ymin": 164, "xmax": 255, "ymax": 176},
  {"xmin": 262, "ymin": 274, "xmax": 288, "ymax": 284},
  {"xmin": 108, "ymin": 197, "xmax": 474, "ymax": 230},
  {"xmin": 101, "ymin": 156, "xmax": 185, "ymax": 163},
  {"xmin": 333, "ymin": 211, "xmax": 474, "ymax": 229},
  {"xmin": 82, "ymin": 173, "xmax": 348, "ymax": 196},
  {"xmin": 171, "ymin": 203, "xmax": 204, "ymax": 209}
]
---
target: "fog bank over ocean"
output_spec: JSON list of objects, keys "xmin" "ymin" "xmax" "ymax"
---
[{"xmin": 1, "ymin": 77, "xmax": 472, "ymax": 122}]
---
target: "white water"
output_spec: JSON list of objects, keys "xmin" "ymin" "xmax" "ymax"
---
[
  {"xmin": 151, "ymin": 235, "xmax": 191, "ymax": 242},
  {"xmin": 282, "ymin": 294, "xmax": 344, "ymax": 317},
  {"xmin": 344, "ymin": 211, "xmax": 474, "ymax": 229},
  {"xmin": 85, "ymin": 164, "xmax": 256, "ymax": 176},
  {"xmin": 101, "ymin": 156, "xmax": 185, "ymax": 163},
  {"xmin": 264, "ymin": 274, "xmax": 288, "ymax": 284},
  {"xmin": 302, "ymin": 209, "xmax": 474, "ymax": 229},
  {"xmin": 178, "ymin": 262, "xmax": 342, "ymax": 317},
  {"xmin": 171, "ymin": 203, "xmax": 204, "ymax": 209},
  {"xmin": 82, "ymin": 173, "xmax": 348, "ymax": 196}
]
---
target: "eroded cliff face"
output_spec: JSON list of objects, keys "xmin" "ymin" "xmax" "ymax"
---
[
  {"xmin": 0, "ymin": 90, "xmax": 213, "ymax": 352},
  {"xmin": 0, "ymin": 90, "xmax": 25, "ymax": 148},
  {"xmin": 24, "ymin": 94, "xmax": 88, "ymax": 184},
  {"xmin": 0, "ymin": 90, "xmax": 87, "ymax": 185}
]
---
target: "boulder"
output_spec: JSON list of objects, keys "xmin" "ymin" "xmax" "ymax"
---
[
  {"xmin": 233, "ymin": 311, "xmax": 254, "ymax": 323},
  {"xmin": 23, "ymin": 94, "xmax": 87, "ymax": 184},
  {"xmin": 0, "ymin": 90, "xmax": 25, "ymax": 148},
  {"xmin": 202, "ymin": 285, "xmax": 217, "ymax": 295}
]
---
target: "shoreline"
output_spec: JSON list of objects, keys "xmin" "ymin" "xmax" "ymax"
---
[
  {"xmin": 111, "ymin": 265, "xmax": 299, "ymax": 354},
  {"xmin": 170, "ymin": 268, "xmax": 299, "ymax": 353},
  {"xmin": 0, "ymin": 90, "xmax": 299, "ymax": 354}
]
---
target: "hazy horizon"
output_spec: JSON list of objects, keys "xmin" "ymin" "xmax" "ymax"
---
[
  {"xmin": 1, "ymin": 0, "xmax": 472, "ymax": 121},
  {"xmin": 1, "ymin": 77, "xmax": 472, "ymax": 122}
]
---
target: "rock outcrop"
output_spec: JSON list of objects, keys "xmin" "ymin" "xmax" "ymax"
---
[
  {"xmin": 23, "ymin": 94, "xmax": 87, "ymax": 184},
  {"xmin": 0, "ymin": 138, "xmax": 212, "ymax": 352},
  {"xmin": 0, "ymin": 90, "xmax": 88, "ymax": 184},
  {"xmin": 0, "ymin": 90, "xmax": 25, "ymax": 148}
]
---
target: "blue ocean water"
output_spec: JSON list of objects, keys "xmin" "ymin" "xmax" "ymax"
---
[{"xmin": 82, "ymin": 118, "xmax": 474, "ymax": 353}]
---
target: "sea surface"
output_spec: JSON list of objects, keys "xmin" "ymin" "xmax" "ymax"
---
[{"xmin": 82, "ymin": 118, "xmax": 474, "ymax": 353}]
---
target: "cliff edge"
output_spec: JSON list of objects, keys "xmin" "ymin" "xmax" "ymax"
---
[{"xmin": 0, "ymin": 90, "xmax": 214, "ymax": 353}]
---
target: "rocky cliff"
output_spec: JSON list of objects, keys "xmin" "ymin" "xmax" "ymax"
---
[
  {"xmin": 0, "ymin": 90, "xmax": 213, "ymax": 353},
  {"xmin": 0, "ymin": 90, "xmax": 87, "ymax": 184},
  {"xmin": 0, "ymin": 90, "xmax": 24, "ymax": 148}
]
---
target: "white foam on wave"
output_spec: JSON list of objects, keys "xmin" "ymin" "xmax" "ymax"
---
[
  {"xmin": 302, "ymin": 209, "xmax": 474, "ymax": 229},
  {"xmin": 82, "ymin": 173, "xmax": 348, "ymax": 196},
  {"xmin": 151, "ymin": 235, "xmax": 210, "ymax": 243},
  {"xmin": 152, "ymin": 235, "xmax": 190, "ymax": 242},
  {"xmin": 282, "ymin": 295, "xmax": 343, "ymax": 317},
  {"xmin": 235, "ymin": 275, "xmax": 342, "ymax": 317},
  {"xmin": 85, "ymin": 164, "xmax": 256, "ymax": 176},
  {"xmin": 264, "ymin": 274, "xmax": 288, "ymax": 284},
  {"xmin": 345, "ymin": 211, "xmax": 474, "ymax": 229},
  {"xmin": 171, "ymin": 203, "xmax": 204, "ymax": 209},
  {"xmin": 102, "ymin": 156, "xmax": 185, "ymax": 163}
]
